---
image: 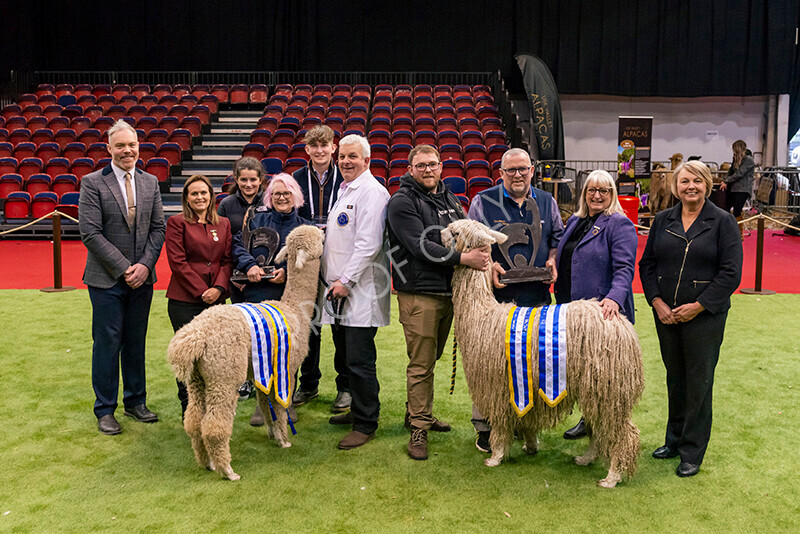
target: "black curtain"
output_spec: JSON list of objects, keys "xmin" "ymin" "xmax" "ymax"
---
[{"xmin": 2, "ymin": 0, "xmax": 797, "ymax": 101}]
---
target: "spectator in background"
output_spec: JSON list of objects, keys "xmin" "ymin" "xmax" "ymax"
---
[{"xmin": 720, "ymin": 139, "xmax": 754, "ymax": 239}]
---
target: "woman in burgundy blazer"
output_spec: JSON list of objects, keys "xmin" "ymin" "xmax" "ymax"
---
[{"xmin": 166, "ymin": 174, "xmax": 233, "ymax": 415}]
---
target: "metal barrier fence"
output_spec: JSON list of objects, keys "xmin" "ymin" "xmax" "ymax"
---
[
  {"xmin": 20, "ymin": 71, "xmax": 495, "ymax": 91},
  {"xmin": 757, "ymin": 168, "xmax": 800, "ymax": 214}
]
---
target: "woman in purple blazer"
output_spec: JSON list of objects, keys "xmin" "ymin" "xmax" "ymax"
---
[{"xmin": 554, "ymin": 169, "xmax": 638, "ymax": 439}]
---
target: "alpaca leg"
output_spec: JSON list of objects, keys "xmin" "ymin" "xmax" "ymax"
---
[
  {"xmin": 184, "ymin": 375, "xmax": 211, "ymax": 470},
  {"xmin": 598, "ymin": 456, "xmax": 622, "ymax": 489},
  {"xmin": 485, "ymin": 423, "xmax": 513, "ymax": 467},
  {"xmin": 201, "ymin": 387, "xmax": 240, "ymax": 481},
  {"xmin": 520, "ymin": 426, "xmax": 539, "ymax": 456},
  {"xmin": 574, "ymin": 435, "xmax": 598, "ymax": 466},
  {"xmin": 262, "ymin": 392, "xmax": 291, "ymax": 448}
]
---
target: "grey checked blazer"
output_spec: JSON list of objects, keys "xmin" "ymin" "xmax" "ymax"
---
[{"xmin": 79, "ymin": 165, "xmax": 166, "ymax": 289}]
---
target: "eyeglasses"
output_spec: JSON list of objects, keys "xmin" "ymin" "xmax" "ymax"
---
[
  {"xmin": 501, "ymin": 167, "xmax": 531, "ymax": 177},
  {"xmin": 413, "ymin": 162, "xmax": 441, "ymax": 171},
  {"xmin": 271, "ymin": 191, "xmax": 293, "ymax": 198},
  {"xmin": 586, "ymin": 187, "xmax": 612, "ymax": 196}
]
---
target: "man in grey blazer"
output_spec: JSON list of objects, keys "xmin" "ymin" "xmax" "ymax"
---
[{"xmin": 79, "ymin": 119, "xmax": 166, "ymax": 435}]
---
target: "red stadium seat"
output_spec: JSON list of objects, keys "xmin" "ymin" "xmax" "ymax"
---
[
  {"xmin": 138, "ymin": 142, "xmax": 157, "ymax": 163},
  {"xmin": 0, "ymin": 174, "xmax": 23, "ymax": 199},
  {"xmin": 157, "ymin": 142, "xmax": 182, "ymax": 166},
  {"xmin": 70, "ymin": 158, "xmax": 95, "ymax": 181},
  {"xmin": 0, "ymin": 156, "xmax": 19, "ymax": 176},
  {"xmin": 13, "ymin": 142, "xmax": 35, "ymax": 161},
  {"xmin": 467, "ymin": 176, "xmax": 493, "ymax": 199},
  {"xmin": 370, "ymin": 158, "xmax": 388, "ymax": 181},
  {"xmin": 169, "ymin": 129, "xmax": 192, "ymax": 151},
  {"xmin": 62, "ymin": 142, "xmax": 87, "ymax": 163},
  {"xmin": 18, "ymin": 157, "xmax": 43, "ymax": 180},
  {"xmin": 45, "ymin": 157, "xmax": 69, "ymax": 179},
  {"xmin": 52, "ymin": 174, "xmax": 79, "ymax": 196},
  {"xmin": 25, "ymin": 173, "xmax": 52, "ymax": 196},
  {"xmin": 31, "ymin": 191, "xmax": 58, "ymax": 218},
  {"xmin": 180, "ymin": 116, "xmax": 202, "ymax": 137},
  {"xmin": 144, "ymin": 157, "xmax": 170, "ymax": 182},
  {"xmin": 3, "ymin": 191, "xmax": 31, "ymax": 220},
  {"xmin": 230, "ymin": 85, "xmax": 249, "ymax": 104}
]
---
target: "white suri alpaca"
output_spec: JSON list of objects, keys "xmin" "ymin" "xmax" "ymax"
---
[
  {"xmin": 442, "ymin": 219, "xmax": 644, "ymax": 488},
  {"xmin": 167, "ymin": 225, "xmax": 324, "ymax": 481}
]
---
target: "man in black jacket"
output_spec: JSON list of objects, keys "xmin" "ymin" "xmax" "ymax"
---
[{"xmin": 387, "ymin": 144, "xmax": 490, "ymax": 460}]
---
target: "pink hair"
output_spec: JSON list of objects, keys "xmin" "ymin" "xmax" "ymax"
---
[{"xmin": 263, "ymin": 173, "xmax": 305, "ymax": 210}]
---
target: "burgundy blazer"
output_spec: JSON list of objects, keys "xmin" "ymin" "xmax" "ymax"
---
[{"xmin": 165, "ymin": 214, "xmax": 233, "ymax": 304}]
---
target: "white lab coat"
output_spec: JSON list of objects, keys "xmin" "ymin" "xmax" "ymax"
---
[{"xmin": 319, "ymin": 170, "xmax": 391, "ymax": 327}]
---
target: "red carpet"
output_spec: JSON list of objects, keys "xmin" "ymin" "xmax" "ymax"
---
[{"xmin": 1, "ymin": 231, "xmax": 799, "ymax": 293}]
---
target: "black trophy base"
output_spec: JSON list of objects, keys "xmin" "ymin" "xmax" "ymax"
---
[
  {"xmin": 498, "ymin": 266, "xmax": 552, "ymax": 284},
  {"xmin": 230, "ymin": 266, "xmax": 276, "ymax": 284}
]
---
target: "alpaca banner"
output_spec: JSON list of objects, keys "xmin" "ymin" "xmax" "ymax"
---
[
  {"xmin": 234, "ymin": 303, "xmax": 292, "ymax": 408},
  {"xmin": 618, "ymin": 116, "xmax": 653, "ymax": 195},
  {"xmin": 505, "ymin": 305, "xmax": 569, "ymax": 415}
]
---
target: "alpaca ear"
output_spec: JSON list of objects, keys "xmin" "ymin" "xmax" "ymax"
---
[
  {"xmin": 295, "ymin": 249, "xmax": 309, "ymax": 270},
  {"xmin": 275, "ymin": 246, "xmax": 288, "ymax": 265},
  {"xmin": 441, "ymin": 227, "xmax": 454, "ymax": 248},
  {"xmin": 489, "ymin": 229, "xmax": 508, "ymax": 244}
]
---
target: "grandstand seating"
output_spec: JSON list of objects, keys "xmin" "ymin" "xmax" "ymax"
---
[{"xmin": 2, "ymin": 83, "xmax": 505, "ymax": 224}]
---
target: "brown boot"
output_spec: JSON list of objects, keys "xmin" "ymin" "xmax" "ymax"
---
[
  {"xmin": 250, "ymin": 404, "xmax": 265, "ymax": 427},
  {"xmin": 407, "ymin": 429, "xmax": 428, "ymax": 460}
]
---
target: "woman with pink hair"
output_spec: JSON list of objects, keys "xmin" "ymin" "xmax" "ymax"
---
[{"xmin": 231, "ymin": 173, "xmax": 309, "ymax": 302}]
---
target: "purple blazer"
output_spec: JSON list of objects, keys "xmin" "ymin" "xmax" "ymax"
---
[{"xmin": 555, "ymin": 212, "xmax": 638, "ymax": 323}]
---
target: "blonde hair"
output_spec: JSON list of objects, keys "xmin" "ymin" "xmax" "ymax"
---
[
  {"xmin": 670, "ymin": 160, "xmax": 713, "ymax": 199},
  {"xmin": 574, "ymin": 170, "xmax": 625, "ymax": 217},
  {"xmin": 182, "ymin": 174, "xmax": 219, "ymax": 224}
]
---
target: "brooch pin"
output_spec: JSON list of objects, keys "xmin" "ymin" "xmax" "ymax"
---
[
  {"xmin": 591, "ymin": 226, "xmax": 600, "ymax": 236},
  {"xmin": 211, "ymin": 229, "xmax": 219, "ymax": 242}
]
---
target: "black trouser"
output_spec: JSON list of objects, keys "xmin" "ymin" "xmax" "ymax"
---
[
  {"xmin": 168, "ymin": 299, "xmax": 214, "ymax": 414},
  {"xmin": 727, "ymin": 191, "xmax": 750, "ymax": 217},
  {"xmin": 298, "ymin": 328, "xmax": 322, "ymax": 392},
  {"xmin": 88, "ymin": 280, "xmax": 153, "ymax": 418},
  {"xmin": 331, "ymin": 324, "xmax": 379, "ymax": 434},
  {"xmin": 653, "ymin": 309, "xmax": 728, "ymax": 465}
]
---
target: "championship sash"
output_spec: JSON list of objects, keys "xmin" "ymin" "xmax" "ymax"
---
[
  {"xmin": 537, "ymin": 304, "xmax": 568, "ymax": 407},
  {"xmin": 505, "ymin": 306, "xmax": 538, "ymax": 416},
  {"xmin": 233, "ymin": 303, "xmax": 292, "ymax": 408}
]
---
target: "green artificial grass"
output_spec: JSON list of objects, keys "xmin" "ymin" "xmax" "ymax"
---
[{"xmin": 0, "ymin": 291, "xmax": 798, "ymax": 533}]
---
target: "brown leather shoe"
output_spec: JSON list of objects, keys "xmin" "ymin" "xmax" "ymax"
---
[
  {"xmin": 329, "ymin": 412, "xmax": 353, "ymax": 425},
  {"xmin": 407, "ymin": 429, "xmax": 428, "ymax": 460},
  {"xmin": 338, "ymin": 430, "xmax": 374, "ymax": 450},
  {"xmin": 250, "ymin": 404, "xmax": 265, "ymax": 427},
  {"xmin": 98, "ymin": 414, "xmax": 122, "ymax": 435}
]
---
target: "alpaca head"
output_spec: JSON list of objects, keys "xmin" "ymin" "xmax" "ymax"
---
[
  {"xmin": 669, "ymin": 153, "xmax": 684, "ymax": 169},
  {"xmin": 442, "ymin": 219, "xmax": 507, "ymax": 253},
  {"xmin": 275, "ymin": 225, "xmax": 324, "ymax": 270}
]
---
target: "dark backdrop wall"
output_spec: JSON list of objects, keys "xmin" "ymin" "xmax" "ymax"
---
[{"xmin": 3, "ymin": 0, "xmax": 798, "ymax": 99}]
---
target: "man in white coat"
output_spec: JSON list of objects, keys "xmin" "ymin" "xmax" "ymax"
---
[{"xmin": 321, "ymin": 134, "xmax": 391, "ymax": 450}]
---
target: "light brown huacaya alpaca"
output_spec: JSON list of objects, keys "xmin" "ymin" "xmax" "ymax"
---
[
  {"xmin": 168, "ymin": 225, "xmax": 324, "ymax": 480},
  {"xmin": 442, "ymin": 219, "xmax": 644, "ymax": 488}
]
